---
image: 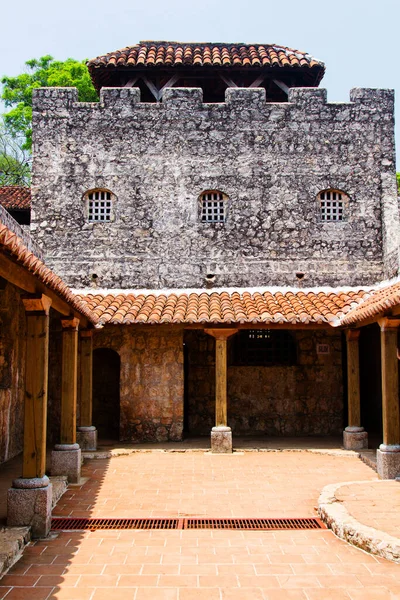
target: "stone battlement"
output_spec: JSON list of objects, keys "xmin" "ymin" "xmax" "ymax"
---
[{"xmin": 32, "ymin": 86, "xmax": 395, "ymax": 113}]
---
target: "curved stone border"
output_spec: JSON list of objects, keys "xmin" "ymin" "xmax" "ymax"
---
[{"xmin": 318, "ymin": 481, "xmax": 400, "ymax": 563}]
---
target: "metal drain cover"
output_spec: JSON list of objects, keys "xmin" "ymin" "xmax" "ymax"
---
[{"xmin": 51, "ymin": 517, "xmax": 325, "ymax": 531}]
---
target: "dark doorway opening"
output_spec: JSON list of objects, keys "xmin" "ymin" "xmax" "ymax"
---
[
  {"xmin": 183, "ymin": 330, "xmax": 215, "ymax": 436},
  {"xmin": 360, "ymin": 324, "xmax": 382, "ymax": 446},
  {"xmin": 93, "ymin": 348, "xmax": 120, "ymax": 441}
]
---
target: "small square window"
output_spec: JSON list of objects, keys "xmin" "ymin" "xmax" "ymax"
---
[
  {"xmin": 86, "ymin": 190, "xmax": 114, "ymax": 222},
  {"xmin": 200, "ymin": 191, "xmax": 227, "ymax": 223},
  {"xmin": 319, "ymin": 190, "xmax": 347, "ymax": 222}
]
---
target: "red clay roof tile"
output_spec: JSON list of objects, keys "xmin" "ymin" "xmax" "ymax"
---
[
  {"xmin": 0, "ymin": 187, "xmax": 31, "ymax": 210},
  {"xmin": 76, "ymin": 289, "xmax": 368, "ymax": 327},
  {"xmin": 341, "ymin": 280, "xmax": 400, "ymax": 326},
  {"xmin": 88, "ymin": 41, "xmax": 324, "ymax": 74}
]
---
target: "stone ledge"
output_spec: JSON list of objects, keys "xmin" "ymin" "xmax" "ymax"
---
[
  {"xmin": 82, "ymin": 447, "xmax": 362, "ymax": 460},
  {"xmin": 318, "ymin": 481, "xmax": 400, "ymax": 563},
  {"xmin": 0, "ymin": 526, "xmax": 30, "ymax": 579},
  {"xmin": 359, "ymin": 449, "xmax": 378, "ymax": 472},
  {"xmin": 49, "ymin": 476, "xmax": 68, "ymax": 507}
]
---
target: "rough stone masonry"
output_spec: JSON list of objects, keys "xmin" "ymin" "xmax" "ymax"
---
[{"xmin": 31, "ymin": 86, "xmax": 399, "ymax": 289}]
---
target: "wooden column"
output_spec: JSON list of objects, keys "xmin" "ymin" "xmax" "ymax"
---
[
  {"xmin": 205, "ymin": 329, "xmax": 238, "ymax": 426},
  {"xmin": 61, "ymin": 318, "xmax": 80, "ymax": 445},
  {"xmin": 79, "ymin": 330, "xmax": 93, "ymax": 427},
  {"xmin": 22, "ymin": 295, "xmax": 52, "ymax": 479},
  {"xmin": 346, "ymin": 329, "xmax": 361, "ymax": 427},
  {"xmin": 379, "ymin": 319, "xmax": 400, "ymax": 446}
]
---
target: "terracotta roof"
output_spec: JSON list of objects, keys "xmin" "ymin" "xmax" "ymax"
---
[
  {"xmin": 0, "ymin": 187, "xmax": 31, "ymax": 210},
  {"xmin": 341, "ymin": 280, "xmax": 400, "ymax": 326},
  {"xmin": 88, "ymin": 41, "xmax": 324, "ymax": 71},
  {"xmin": 0, "ymin": 223, "xmax": 98, "ymax": 325},
  {"xmin": 76, "ymin": 289, "xmax": 368, "ymax": 327}
]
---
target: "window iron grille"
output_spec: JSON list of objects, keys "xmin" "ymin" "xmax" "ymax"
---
[
  {"xmin": 201, "ymin": 191, "xmax": 225, "ymax": 223},
  {"xmin": 88, "ymin": 190, "xmax": 112, "ymax": 222},
  {"xmin": 319, "ymin": 190, "xmax": 345, "ymax": 222}
]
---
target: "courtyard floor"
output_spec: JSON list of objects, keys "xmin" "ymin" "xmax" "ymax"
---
[{"xmin": 1, "ymin": 449, "xmax": 400, "ymax": 599}]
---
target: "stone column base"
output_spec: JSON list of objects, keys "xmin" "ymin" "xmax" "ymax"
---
[
  {"xmin": 211, "ymin": 426, "xmax": 232, "ymax": 453},
  {"xmin": 51, "ymin": 443, "xmax": 81, "ymax": 483},
  {"xmin": 343, "ymin": 426, "xmax": 368, "ymax": 450},
  {"xmin": 77, "ymin": 426, "xmax": 97, "ymax": 451},
  {"xmin": 377, "ymin": 445, "xmax": 400, "ymax": 479},
  {"xmin": 7, "ymin": 476, "xmax": 52, "ymax": 538}
]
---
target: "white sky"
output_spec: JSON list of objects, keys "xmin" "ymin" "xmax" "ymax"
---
[{"xmin": 1, "ymin": 0, "xmax": 399, "ymax": 166}]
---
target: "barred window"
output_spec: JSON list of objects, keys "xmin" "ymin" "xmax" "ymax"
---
[
  {"xmin": 200, "ymin": 191, "xmax": 227, "ymax": 223},
  {"xmin": 86, "ymin": 190, "xmax": 113, "ymax": 223},
  {"xmin": 233, "ymin": 329, "xmax": 296, "ymax": 366},
  {"xmin": 318, "ymin": 190, "xmax": 346, "ymax": 222}
]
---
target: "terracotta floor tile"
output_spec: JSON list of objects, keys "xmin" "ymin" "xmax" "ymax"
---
[
  {"xmin": 1, "ymin": 575, "xmax": 40, "ymax": 588},
  {"xmin": 220, "ymin": 589, "xmax": 264, "ymax": 599},
  {"xmin": 49, "ymin": 588, "xmax": 95, "ymax": 599},
  {"xmin": 2, "ymin": 451, "xmax": 399, "ymax": 600},
  {"xmin": 2, "ymin": 588, "xmax": 53, "ymax": 600},
  {"xmin": 92, "ymin": 589, "xmax": 137, "ymax": 600},
  {"xmin": 78, "ymin": 574, "xmax": 119, "ymax": 586},
  {"xmin": 180, "ymin": 589, "xmax": 221, "ymax": 600},
  {"xmin": 278, "ymin": 575, "xmax": 322, "ymax": 588},
  {"xmin": 304, "ymin": 591, "xmax": 351, "ymax": 600},
  {"xmin": 103, "ymin": 564, "xmax": 142, "ymax": 574},
  {"xmin": 317, "ymin": 575, "xmax": 364, "ymax": 588},
  {"xmin": 118, "ymin": 575, "xmax": 158, "ymax": 586},
  {"xmin": 348, "ymin": 590, "xmax": 400, "ymax": 599},
  {"xmin": 135, "ymin": 589, "xmax": 178, "ymax": 599},
  {"xmin": 263, "ymin": 592, "xmax": 307, "ymax": 599},
  {"xmin": 238, "ymin": 575, "xmax": 280, "ymax": 588}
]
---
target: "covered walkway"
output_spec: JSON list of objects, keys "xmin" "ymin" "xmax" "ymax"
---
[{"xmin": 1, "ymin": 449, "xmax": 400, "ymax": 599}]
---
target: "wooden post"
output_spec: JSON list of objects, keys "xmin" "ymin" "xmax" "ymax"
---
[
  {"xmin": 22, "ymin": 295, "xmax": 52, "ymax": 479},
  {"xmin": 346, "ymin": 329, "xmax": 361, "ymax": 427},
  {"xmin": 79, "ymin": 330, "xmax": 93, "ymax": 427},
  {"xmin": 377, "ymin": 318, "xmax": 400, "ymax": 479},
  {"xmin": 343, "ymin": 329, "xmax": 367, "ymax": 450},
  {"xmin": 205, "ymin": 329, "xmax": 238, "ymax": 453},
  {"xmin": 215, "ymin": 337, "xmax": 228, "ymax": 426},
  {"xmin": 76, "ymin": 330, "xmax": 97, "ymax": 451},
  {"xmin": 379, "ymin": 319, "xmax": 400, "ymax": 446},
  {"xmin": 205, "ymin": 329, "xmax": 238, "ymax": 426},
  {"xmin": 60, "ymin": 318, "xmax": 80, "ymax": 445}
]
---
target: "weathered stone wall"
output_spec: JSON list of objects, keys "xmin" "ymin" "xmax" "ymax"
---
[
  {"xmin": 92, "ymin": 325, "xmax": 184, "ymax": 442},
  {"xmin": 185, "ymin": 328, "xmax": 344, "ymax": 436},
  {"xmin": 0, "ymin": 284, "xmax": 26, "ymax": 463},
  {"xmin": 31, "ymin": 86, "xmax": 398, "ymax": 289}
]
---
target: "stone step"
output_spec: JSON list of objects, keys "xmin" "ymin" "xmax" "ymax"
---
[{"xmin": 0, "ymin": 526, "xmax": 30, "ymax": 579}]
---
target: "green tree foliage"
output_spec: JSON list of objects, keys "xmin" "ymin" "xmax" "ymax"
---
[
  {"xmin": 1, "ymin": 56, "xmax": 98, "ymax": 150},
  {"xmin": 0, "ymin": 122, "xmax": 31, "ymax": 185},
  {"xmin": 397, "ymin": 173, "xmax": 400, "ymax": 195}
]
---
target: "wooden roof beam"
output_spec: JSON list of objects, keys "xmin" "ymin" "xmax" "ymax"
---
[{"xmin": 0, "ymin": 253, "xmax": 89, "ymax": 327}]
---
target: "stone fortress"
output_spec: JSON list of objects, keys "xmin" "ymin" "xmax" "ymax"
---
[
  {"xmin": 31, "ymin": 42, "xmax": 399, "ymax": 290},
  {"xmin": 2, "ymin": 43, "xmax": 400, "ymax": 518}
]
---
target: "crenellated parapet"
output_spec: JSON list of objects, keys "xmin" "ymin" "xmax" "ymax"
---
[{"xmin": 32, "ymin": 85, "xmax": 395, "ymax": 114}]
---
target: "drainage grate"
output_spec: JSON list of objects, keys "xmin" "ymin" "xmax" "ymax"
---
[
  {"xmin": 51, "ymin": 518, "xmax": 180, "ymax": 531},
  {"xmin": 185, "ymin": 518, "xmax": 325, "ymax": 530},
  {"xmin": 51, "ymin": 517, "xmax": 325, "ymax": 531}
]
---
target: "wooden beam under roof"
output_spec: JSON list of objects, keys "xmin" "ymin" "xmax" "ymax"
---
[{"xmin": 0, "ymin": 253, "xmax": 89, "ymax": 327}]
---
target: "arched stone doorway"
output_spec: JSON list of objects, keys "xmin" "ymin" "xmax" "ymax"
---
[{"xmin": 92, "ymin": 348, "xmax": 120, "ymax": 441}]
